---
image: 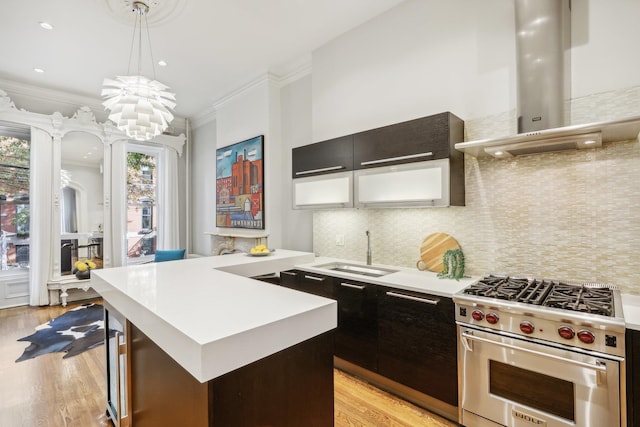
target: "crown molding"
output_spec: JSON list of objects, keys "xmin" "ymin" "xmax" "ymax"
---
[
  {"xmin": 0, "ymin": 77, "xmax": 105, "ymax": 116},
  {"xmin": 207, "ymin": 59, "xmax": 312, "ymax": 116},
  {"xmin": 190, "ymin": 104, "xmax": 216, "ymax": 129},
  {"xmin": 211, "ymin": 72, "xmax": 281, "ymax": 110},
  {"xmin": 277, "ymin": 61, "xmax": 312, "ymax": 87}
]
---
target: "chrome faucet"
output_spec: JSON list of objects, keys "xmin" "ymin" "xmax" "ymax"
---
[{"xmin": 366, "ymin": 230, "xmax": 372, "ymax": 265}]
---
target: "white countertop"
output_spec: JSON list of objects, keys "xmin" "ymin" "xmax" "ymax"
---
[
  {"xmin": 91, "ymin": 250, "xmax": 336, "ymax": 383},
  {"xmin": 622, "ymin": 293, "xmax": 640, "ymax": 331},
  {"xmin": 295, "ymin": 256, "xmax": 478, "ymax": 297}
]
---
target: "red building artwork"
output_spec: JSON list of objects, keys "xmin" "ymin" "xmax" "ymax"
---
[{"xmin": 215, "ymin": 136, "xmax": 264, "ymax": 229}]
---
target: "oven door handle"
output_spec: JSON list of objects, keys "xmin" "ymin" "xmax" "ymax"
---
[{"xmin": 460, "ymin": 331, "xmax": 614, "ymax": 379}]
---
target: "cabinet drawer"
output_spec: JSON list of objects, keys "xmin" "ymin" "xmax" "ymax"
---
[
  {"xmin": 292, "ymin": 135, "xmax": 353, "ymax": 178},
  {"xmin": 282, "ymin": 270, "xmax": 335, "ymax": 299}
]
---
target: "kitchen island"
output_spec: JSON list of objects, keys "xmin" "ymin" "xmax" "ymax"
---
[{"xmin": 91, "ymin": 250, "xmax": 337, "ymax": 427}]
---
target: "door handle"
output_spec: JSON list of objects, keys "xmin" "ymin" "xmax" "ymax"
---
[
  {"xmin": 386, "ymin": 291, "xmax": 439, "ymax": 305},
  {"xmin": 360, "ymin": 151, "xmax": 433, "ymax": 166},
  {"xmin": 295, "ymin": 165, "xmax": 344, "ymax": 175},
  {"xmin": 460, "ymin": 331, "xmax": 617, "ymax": 374},
  {"xmin": 340, "ymin": 282, "xmax": 365, "ymax": 290}
]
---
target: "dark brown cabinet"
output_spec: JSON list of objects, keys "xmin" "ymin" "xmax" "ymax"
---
[
  {"xmin": 334, "ymin": 277, "xmax": 378, "ymax": 372},
  {"xmin": 627, "ymin": 329, "xmax": 640, "ymax": 427},
  {"xmin": 275, "ymin": 269, "xmax": 459, "ymax": 410},
  {"xmin": 377, "ymin": 286, "xmax": 458, "ymax": 407},
  {"xmin": 292, "ymin": 135, "xmax": 353, "ymax": 179},
  {"xmin": 129, "ymin": 323, "xmax": 334, "ymax": 427},
  {"xmin": 279, "ymin": 269, "xmax": 334, "ymax": 299},
  {"xmin": 353, "ymin": 112, "xmax": 464, "ymax": 169}
]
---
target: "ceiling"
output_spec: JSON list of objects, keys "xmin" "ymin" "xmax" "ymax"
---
[{"xmin": 0, "ymin": 0, "xmax": 405, "ymax": 122}]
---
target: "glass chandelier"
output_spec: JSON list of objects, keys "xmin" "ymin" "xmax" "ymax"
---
[{"xmin": 101, "ymin": 1, "xmax": 176, "ymax": 141}]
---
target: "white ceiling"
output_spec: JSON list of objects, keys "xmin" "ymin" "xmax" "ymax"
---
[{"xmin": 0, "ymin": 0, "xmax": 405, "ymax": 121}]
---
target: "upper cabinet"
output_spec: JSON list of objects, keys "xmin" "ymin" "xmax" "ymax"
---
[
  {"xmin": 292, "ymin": 135, "xmax": 353, "ymax": 178},
  {"xmin": 292, "ymin": 135, "xmax": 354, "ymax": 209},
  {"xmin": 292, "ymin": 112, "xmax": 465, "ymax": 209},
  {"xmin": 353, "ymin": 112, "xmax": 462, "ymax": 168}
]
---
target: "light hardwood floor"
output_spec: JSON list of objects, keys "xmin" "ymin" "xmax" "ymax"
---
[{"xmin": 0, "ymin": 300, "xmax": 458, "ymax": 427}]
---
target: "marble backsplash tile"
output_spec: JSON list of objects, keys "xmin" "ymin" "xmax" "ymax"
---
[{"xmin": 313, "ymin": 86, "xmax": 640, "ymax": 294}]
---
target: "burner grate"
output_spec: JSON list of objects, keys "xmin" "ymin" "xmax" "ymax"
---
[
  {"xmin": 542, "ymin": 284, "xmax": 613, "ymax": 317},
  {"xmin": 463, "ymin": 275, "xmax": 615, "ymax": 316}
]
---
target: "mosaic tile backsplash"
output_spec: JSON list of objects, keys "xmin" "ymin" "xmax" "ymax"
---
[{"xmin": 313, "ymin": 86, "xmax": 640, "ymax": 294}]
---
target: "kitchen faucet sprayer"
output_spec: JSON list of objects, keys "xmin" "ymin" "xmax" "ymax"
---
[{"xmin": 366, "ymin": 230, "xmax": 371, "ymax": 265}]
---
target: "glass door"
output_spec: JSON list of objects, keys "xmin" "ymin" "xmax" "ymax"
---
[
  {"xmin": 126, "ymin": 149, "xmax": 158, "ymax": 264},
  {"xmin": 0, "ymin": 122, "xmax": 30, "ymax": 308}
]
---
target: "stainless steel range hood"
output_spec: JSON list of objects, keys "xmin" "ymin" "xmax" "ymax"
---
[
  {"xmin": 455, "ymin": 116, "xmax": 640, "ymax": 158},
  {"xmin": 455, "ymin": 0, "xmax": 640, "ymax": 158}
]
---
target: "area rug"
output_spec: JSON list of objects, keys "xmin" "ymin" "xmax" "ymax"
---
[{"xmin": 16, "ymin": 303, "xmax": 104, "ymax": 362}]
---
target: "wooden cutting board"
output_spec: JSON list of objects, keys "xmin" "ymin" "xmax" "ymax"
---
[{"xmin": 418, "ymin": 232, "xmax": 461, "ymax": 272}]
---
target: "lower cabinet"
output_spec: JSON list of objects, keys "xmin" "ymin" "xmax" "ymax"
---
[
  {"xmin": 277, "ymin": 269, "xmax": 458, "ymax": 410},
  {"xmin": 377, "ymin": 286, "xmax": 458, "ymax": 407},
  {"xmin": 628, "ymin": 329, "xmax": 640, "ymax": 427},
  {"xmin": 334, "ymin": 277, "xmax": 378, "ymax": 372}
]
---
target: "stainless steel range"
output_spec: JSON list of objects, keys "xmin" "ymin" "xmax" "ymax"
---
[{"xmin": 454, "ymin": 275, "xmax": 626, "ymax": 427}]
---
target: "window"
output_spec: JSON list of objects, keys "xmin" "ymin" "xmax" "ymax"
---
[
  {"xmin": 0, "ymin": 124, "xmax": 30, "ymax": 270},
  {"xmin": 126, "ymin": 151, "xmax": 157, "ymax": 263}
]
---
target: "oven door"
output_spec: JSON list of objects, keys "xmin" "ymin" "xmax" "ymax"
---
[{"xmin": 458, "ymin": 325, "xmax": 622, "ymax": 427}]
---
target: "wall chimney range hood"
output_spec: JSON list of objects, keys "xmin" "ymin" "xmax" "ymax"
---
[{"xmin": 455, "ymin": 0, "xmax": 640, "ymax": 158}]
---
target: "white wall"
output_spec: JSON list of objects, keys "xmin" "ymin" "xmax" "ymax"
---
[
  {"xmin": 280, "ymin": 75, "xmax": 313, "ymax": 252},
  {"xmin": 571, "ymin": 0, "xmax": 640, "ymax": 97},
  {"xmin": 311, "ymin": 0, "xmax": 516, "ymax": 141},
  {"xmin": 189, "ymin": 119, "xmax": 217, "ymax": 255},
  {"xmin": 211, "ymin": 76, "xmax": 284, "ymax": 251}
]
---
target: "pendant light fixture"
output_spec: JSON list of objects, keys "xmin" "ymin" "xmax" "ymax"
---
[{"xmin": 102, "ymin": 1, "xmax": 176, "ymax": 141}]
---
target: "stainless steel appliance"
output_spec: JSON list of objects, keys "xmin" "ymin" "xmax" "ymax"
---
[
  {"xmin": 454, "ymin": 275, "xmax": 626, "ymax": 427},
  {"xmin": 104, "ymin": 301, "xmax": 130, "ymax": 427}
]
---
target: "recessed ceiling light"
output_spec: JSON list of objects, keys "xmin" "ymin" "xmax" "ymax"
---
[
  {"xmin": 33, "ymin": 68, "xmax": 44, "ymax": 73},
  {"xmin": 39, "ymin": 21, "xmax": 54, "ymax": 30},
  {"xmin": 158, "ymin": 60, "xmax": 168, "ymax": 67}
]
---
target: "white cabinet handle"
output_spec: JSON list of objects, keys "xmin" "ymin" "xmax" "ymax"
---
[
  {"xmin": 304, "ymin": 275, "xmax": 325, "ymax": 282},
  {"xmin": 280, "ymin": 271, "xmax": 297, "ymax": 276},
  {"xmin": 360, "ymin": 151, "xmax": 433, "ymax": 166},
  {"xmin": 295, "ymin": 165, "xmax": 344, "ymax": 176}
]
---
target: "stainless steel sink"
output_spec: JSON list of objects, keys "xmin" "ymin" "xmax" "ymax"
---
[{"xmin": 315, "ymin": 262, "xmax": 398, "ymax": 278}]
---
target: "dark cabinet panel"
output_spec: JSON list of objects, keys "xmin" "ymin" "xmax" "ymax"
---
[
  {"xmin": 129, "ymin": 323, "xmax": 334, "ymax": 427},
  {"xmin": 334, "ymin": 278, "xmax": 378, "ymax": 372},
  {"xmin": 353, "ymin": 112, "xmax": 464, "ymax": 169},
  {"xmin": 280, "ymin": 269, "xmax": 335, "ymax": 299},
  {"xmin": 292, "ymin": 135, "xmax": 353, "ymax": 178},
  {"xmin": 377, "ymin": 287, "xmax": 458, "ymax": 406},
  {"xmin": 627, "ymin": 329, "xmax": 640, "ymax": 427}
]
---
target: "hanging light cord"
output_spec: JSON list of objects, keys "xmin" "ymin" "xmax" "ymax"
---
[{"xmin": 125, "ymin": 2, "xmax": 157, "ymax": 80}]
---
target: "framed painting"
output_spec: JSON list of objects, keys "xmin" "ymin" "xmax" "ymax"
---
[{"xmin": 216, "ymin": 135, "xmax": 264, "ymax": 229}]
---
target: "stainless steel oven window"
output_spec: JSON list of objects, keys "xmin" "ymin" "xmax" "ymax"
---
[{"xmin": 489, "ymin": 359, "xmax": 575, "ymax": 421}]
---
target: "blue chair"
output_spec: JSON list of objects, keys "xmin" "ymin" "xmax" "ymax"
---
[{"xmin": 154, "ymin": 249, "xmax": 186, "ymax": 263}]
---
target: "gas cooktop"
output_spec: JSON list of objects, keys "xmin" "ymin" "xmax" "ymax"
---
[{"xmin": 462, "ymin": 275, "xmax": 615, "ymax": 317}]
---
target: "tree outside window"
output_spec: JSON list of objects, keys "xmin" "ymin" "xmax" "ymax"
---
[
  {"xmin": 0, "ymin": 134, "xmax": 30, "ymax": 269},
  {"xmin": 126, "ymin": 152, "xmax": 157, "ymax": 260}
]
